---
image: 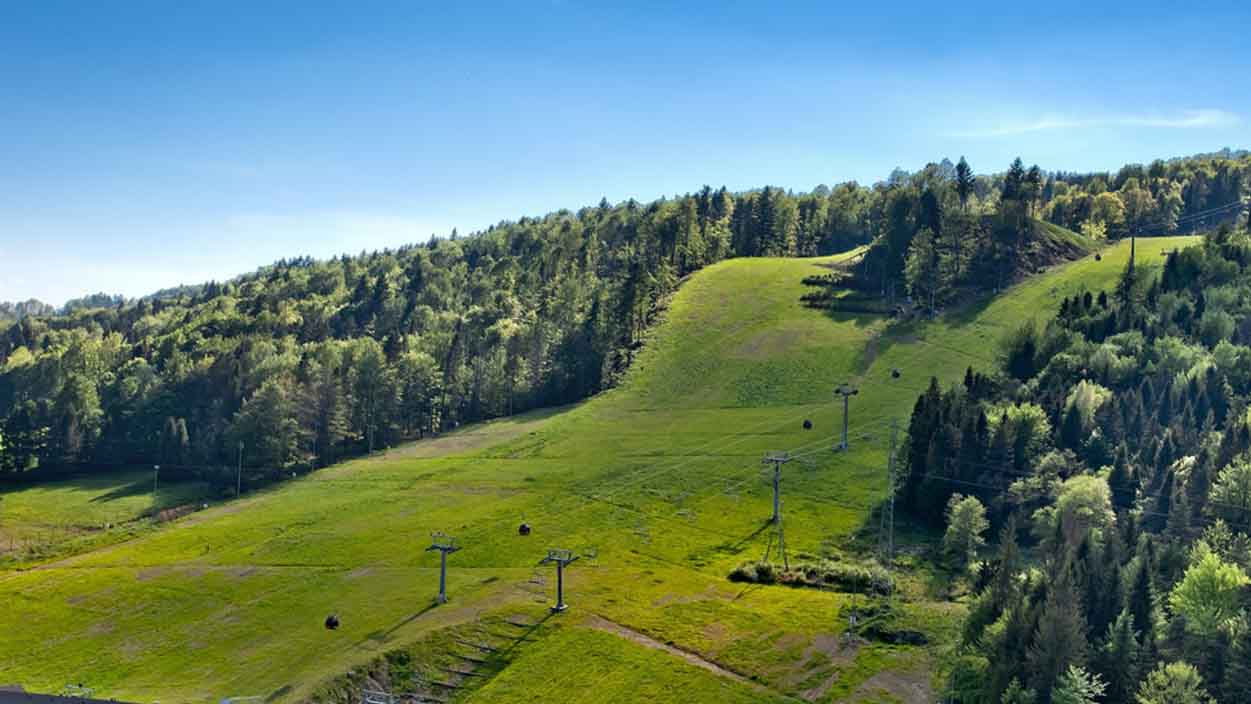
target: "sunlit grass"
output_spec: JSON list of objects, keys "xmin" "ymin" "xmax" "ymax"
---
[{"xmin": 0, "ymin": 236, "xmax": 1197, "ymax": 702}]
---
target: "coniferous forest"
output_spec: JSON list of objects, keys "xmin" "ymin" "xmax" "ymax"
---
[{"xmin": 906, "ymin": 227, "xmax": 1251, "ymax": 701}]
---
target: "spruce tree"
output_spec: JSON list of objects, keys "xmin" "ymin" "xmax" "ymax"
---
[
  {"xmin": 955, "ymin": 157, "xmax": 975, "ymax": 212},
  {"xmin": 1098, "ymin": 608, "xmax": 1139, "ymax": 703},
  {"xmin": 1109, "ymin": 446, "xmax": 1134, "ymax": 511},
  {"xmin": 1128, "ymin": 551, "xmax": 1159, "ymax": 672},
  {"xmin": 1061, "ymin": 404, "xmax": 1084, "ymax": 451},
  {"xmin": 1001, "ymin": 678, "xmax": 1036, "ymax": 704},
  {"xmin": 1027, "ymin": 568, "xmax": 1090, "ymax": 694},
  {"xmin": 1004, "ymin": 158, "xmax": 1026, "ymax": 201}
]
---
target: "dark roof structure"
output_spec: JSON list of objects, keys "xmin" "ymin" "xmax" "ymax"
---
[{"xmin": 0, "ymin": 686, "xmax": 137, "ymax": 704}]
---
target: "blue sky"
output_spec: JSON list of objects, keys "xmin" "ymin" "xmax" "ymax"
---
[{"xmin": 2, "ymin": 1, "xmax": 1248, "ymax": 306}]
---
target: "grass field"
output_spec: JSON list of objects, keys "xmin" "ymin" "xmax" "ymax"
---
[
  {"xmin": 0, "ymin": 470, "xmax": 213, "ymax": 563},
  {"xmin": 0, "ymin": 236, "xmax": 1197, "ymax": 703}
]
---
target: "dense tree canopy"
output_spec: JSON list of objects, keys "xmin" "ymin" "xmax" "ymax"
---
[{"xmin": 910, "ymin": 215, "xmax": 1251, "ymax": 701}]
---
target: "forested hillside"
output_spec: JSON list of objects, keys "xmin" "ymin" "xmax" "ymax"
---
[
  {"xmin": 905, "ymin": 224, "xmax": 1251, "ymax": 702},
  {"xmin": 1, "ymin": 153, "xmax": 1247, "ymax": 486}
]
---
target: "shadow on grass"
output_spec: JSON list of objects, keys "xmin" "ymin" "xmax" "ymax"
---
[
  {"xmin": 88, "ymin": 478, "xmax": 154, "ymax": 504},
  {"xmin": 356, "ymin": 600, "xmax": 443, "ymax": 647},
  {"xmin": 495, "ymin": 611, "xmax": 556, "ymax": 659},
  {"xmin": 811, "ymin": 301, "xmax": 888, "ymax": 331}
]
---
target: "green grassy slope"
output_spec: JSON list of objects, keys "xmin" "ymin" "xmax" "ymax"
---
[
  {"xmin": 0, "ymin": 471, "xmax": 213, "ymax": 562},
  {"xmin": 0, "ymin": 237, "xmax": 1197, "ymax": 703}
]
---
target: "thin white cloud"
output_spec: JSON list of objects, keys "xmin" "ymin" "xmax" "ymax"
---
[{"xmin": 948, "ymin": 109, "xmax": 1240, "ymax": 138}]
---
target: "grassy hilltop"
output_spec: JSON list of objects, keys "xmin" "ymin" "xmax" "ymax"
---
[{"xmin": 0, "ymin": 236, "xmax": 1196, "ymax": 703}]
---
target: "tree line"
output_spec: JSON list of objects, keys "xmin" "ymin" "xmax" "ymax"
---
[
  {"xmin": 817, "ymin": 154, "xmax": 1249, "ymax": 319},
  {"xmin": 1, "ymin": 152, "xmax": 1246, "ymax": 489}
]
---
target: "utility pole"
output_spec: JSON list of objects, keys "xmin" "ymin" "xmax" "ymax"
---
[
  {"xmin": 879, "ymin": 420, "xmax": 899, "ymax": 565},
  {"xmin": 835, "ymin": 384, "xmax": 859, "ymax": 450},
  {"xmin": 777, "ymin": 499, "xmax": 789, "ymax": 570},
  {"xmin": 763, "ymin": 452, "xmax": 791, "ymax": 524},
  {"xmin": 1129, "ymin": 225, "xmax": 1137, "ymax": 276},
  {"xmin": 426, "ymin": 532, "xmax": 461, "ymax": 604},
  {"xmin": 540, "ymin": 549, "xmax": 579, "ymax": 612},
  {"xmin": 762, "ymin": 452, "xmax": 794, "ymax": 569},
  {"xmin": 236, "ymin": 441, "xmax": 244, "ymax": 497}
]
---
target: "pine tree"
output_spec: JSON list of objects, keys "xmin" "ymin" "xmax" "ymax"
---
[
  {"xmin": 1221, "ymin": 617, "xmax": 1251, "ymax": 703},
  {"xmin": 1109, "ymin": 446, "xmax": 1135, "ymax": 510},
  {"xmin": 904, "ymin": 226, "xmax": 947, "ymax": 315},
  {"xmin": 1116, "ymin": 253, "xmax": 1139, "ymax": 306},
  {"xmin": 1023, "ymin": 165, "xmax": 1044, "ymax": 218},
  {"xmin": 949, "ymin": 158, "xmax": 977, "ymax": 280},
  {"xmin": 1027, "ymin": 568, "xmax": 1090, "ymax": 694},
  {"xmin": 990, "ymin": 518, "xmax": 1022, "ymax": 612},
  {"xmin": 1061, "ymin": 404, "xmax": 1084, "ymax": 451},
  {"xmin": 1128, "ymin": 550, "xmax": 1159, "ymax": 671},
  {"xmin": 1098, "ymin": 608, "xmax": 1139, "ymax": 703},
  {"xmin": 955, "ymin": 157, "xmax": 975, "ymax": 210},
  {"xmin": 903, "ymin": 378, "xmax": 942, "ymax": 513},
  {"xmin": 1004, "ymin": 158, "xmax": 1027, "ymax": 201},
  {"xmin": 1001, "ymin": 678, "xmax": 1036, "ymax": 704}
]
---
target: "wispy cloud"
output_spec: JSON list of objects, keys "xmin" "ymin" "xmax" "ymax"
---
[{"xmin": 948, "ymin": 109, "xmax": 1240, "ymax": 138}]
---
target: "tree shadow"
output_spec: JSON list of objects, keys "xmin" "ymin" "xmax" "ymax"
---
[
  {"xmin": 494, "ymin": 611, "xmax": 556, "ymax": 659},
  {"xmin": 356, "ymin": 600, "xmax": 442, "ymax": 647},
  {"xmin": 88, "ymin": 478, "xmax": 154, "ymax": 504}
]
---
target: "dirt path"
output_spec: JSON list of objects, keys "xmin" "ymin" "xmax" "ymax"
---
[
  {"xmin": 583, "ymin": 614, "xmax": 746, "ymax": 682},
  {"xmin": 583, "ymin": 614, "xmax": 799, "ymax": 701}
]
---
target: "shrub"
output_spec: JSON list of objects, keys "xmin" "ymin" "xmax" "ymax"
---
[
  {"xmin": 729, "ymin": 558, "xmax": 893, "ymax": 595},
  {"xmin": 728, "ymin": 560, "xmax": 776, "ymax": 584}
]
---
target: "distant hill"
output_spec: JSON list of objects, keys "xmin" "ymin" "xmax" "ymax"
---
[
  {"xmin": 0, "ymin": 294, "xmax": 128, "ymax": 327},
  {"xmin": 61, "ymin": 292, "xmax": 127, "ymax": 314},
  {"xmin": 0, "ymin": 299, "xmax": 54, "ymax": 325}
]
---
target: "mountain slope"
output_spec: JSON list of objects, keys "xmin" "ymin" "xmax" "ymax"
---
[{"xmin": 0, "ymin": 237, "xmax": 1197, "ymax": 702}]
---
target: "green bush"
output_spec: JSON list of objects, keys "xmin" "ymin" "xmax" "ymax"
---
[{"xmin": 728, "ymin": 558, "xmax": 893, "ymax": 594}]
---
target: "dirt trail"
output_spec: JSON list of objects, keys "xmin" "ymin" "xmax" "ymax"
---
[{"xmin": 583, "ymin": 614, "xmax": 800, "ymax": 701}]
